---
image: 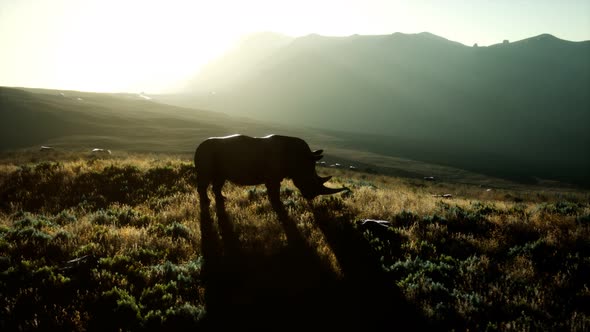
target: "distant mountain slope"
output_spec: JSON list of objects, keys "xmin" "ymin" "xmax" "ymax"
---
[
  {"xmin": 186, "ymin": 32, "xmax": 295, "ymax": 91},
  {"xmin": 3, "ymin": 86, "xmax": 546, "ymax": 189},
  {"xmin": 168, "ymin": 32, "xmax": 590, "ymax": 185},
  {"xmin": 0, "ymin": 87, "xmax": 267, "ymax": 152}
]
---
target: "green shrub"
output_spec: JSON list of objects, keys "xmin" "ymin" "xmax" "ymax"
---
[
  {"xmin": 13, "ymin": 214, "xmax": 53, "ymax": 230},
  {"xmin": 143, "ymin": 303, "xmax": 205, "ymax": 330},
  {"xmin": 162, "ymin": 303, "xmax": 205, "ymax": 329},
  {"xmin": 53, "ymin": 210, "xmax": 77, "ymax": 225},
  {"xmin": 149, "ymin": 259, "xmax": 203, "ymax": 286},
  {"xmin": 90, "ymin": 287, "xmax": 141, "ymax": 331},
  {"xmin": 165, "ymin": 222, "xmax": 192, "ymax": 240},
  {"xmin": 471, "ymin": 201, "xmax": 502, "ymax": 216},
  {"xmin": 91, "ymin": 209, "xmax": 118, "ymax": 226},
  {"xmin": 537, "ymin": 201, "xmax": 582, "ymax": 216},
  {"xmin": 140, "ymin": 282, "xmax": 178, "ymax": 310},
  {"xmin": 97, "ymin": 255, "xmax": 147, "ymax": 290},
  {"xmin": 130, "ymin": 247, "xmax": 162, "ymax": 265},
  {"xmin": 575, "ymin": 213, "xmax": 590, "ymax": 225},
  {"xmin": 92, "ymin": 207, "xmax": 152, "ymax": 228},
  {"xmin": 6, "ymin": 222, "xmax": 53, "ymax": 259}
]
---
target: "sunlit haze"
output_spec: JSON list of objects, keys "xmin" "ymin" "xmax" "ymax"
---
[{"xmin": 1, "ymin": 0, "xmax": 589, "ymax": 93}]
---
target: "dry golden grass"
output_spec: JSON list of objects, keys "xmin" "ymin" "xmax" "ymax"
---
[{"xmin": 0, "ymin": 153, "xmax": 588, "ymax": 330}]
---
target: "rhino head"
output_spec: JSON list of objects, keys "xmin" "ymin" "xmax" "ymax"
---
[{"xmin": 292, "ymin": 149, "xmax": 349, "ymax": 200}]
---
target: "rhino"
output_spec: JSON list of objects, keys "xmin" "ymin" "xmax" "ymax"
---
[{"xmin": 194, "ymin": 134, "xmax": 348, "ymax": 212}]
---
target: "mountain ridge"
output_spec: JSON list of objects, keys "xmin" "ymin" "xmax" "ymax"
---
[{"xmin": 168, "ymin": 31, "xmax": 590, "ymax": 185}]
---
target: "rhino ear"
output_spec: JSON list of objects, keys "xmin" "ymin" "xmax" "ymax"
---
[{"xmin": 311, "ymin": 149, "xmax": 324, "ymax": 161}]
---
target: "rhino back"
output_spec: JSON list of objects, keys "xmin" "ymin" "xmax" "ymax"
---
[{"xmin": 195, "ymin": 135, "xmax": 294, "ymax": 185}]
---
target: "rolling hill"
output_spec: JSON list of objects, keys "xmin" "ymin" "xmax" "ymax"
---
[
  {"xmin": 0, "ymin": 85, "xmax": 586, "ymax": 189},
  {"xmin": 164, "ymin": 32, "xmax": 590, "ymax": 186},
  {"xmin": 0, "ymin": 86, "xmax": 304, "ymax": 153}
]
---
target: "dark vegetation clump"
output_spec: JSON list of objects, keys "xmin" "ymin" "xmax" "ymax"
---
[
  {"xmin": 371, "ymin": 206, "xmax": 590, "ymax": 331},
  {"xmin": 0, "ymin": 161, "xmax": 196, "ymax": 213},
  {"xmin": 0, "ymin": 155, "xmax": 588, "ymax": 331}
]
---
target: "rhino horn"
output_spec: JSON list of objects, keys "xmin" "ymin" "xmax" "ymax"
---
[
  {"xmin": 319, "ymin": 185, "xmax": 350, "ymax": 196},
  {"xmin": 317, "ymin": 175, "xmax": 348, "ymax": 195}
]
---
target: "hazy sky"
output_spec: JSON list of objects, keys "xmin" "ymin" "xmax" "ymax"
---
[{"xmin": 1, "ymin": 0, "xmax": 589, "ymax": 93}]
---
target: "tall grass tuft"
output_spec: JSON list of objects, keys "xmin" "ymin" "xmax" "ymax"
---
[{"xmin": 0, "ymin": 153, "xmax": 588, "ymax": 330}]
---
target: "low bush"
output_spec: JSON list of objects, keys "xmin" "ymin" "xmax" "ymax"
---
[{"xmin": 0, "ymin": 154, "xmax": 588, "ymax": 331}]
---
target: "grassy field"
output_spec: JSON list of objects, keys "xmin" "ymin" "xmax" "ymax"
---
[
  {"xmin": 5, "ymin": 86, "xmax": 587, "ymax": 188},
  {"xmin": 0, "ymin": 152, "xmax": 589, "ymax": 331}
]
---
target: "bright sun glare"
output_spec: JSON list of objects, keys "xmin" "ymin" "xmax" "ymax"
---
[
  {"xmin": 1, "ymin": 0, "xmax": 253, "ymax": 93},
  {"xmin": 2, "ymin": 0, "xmax": 415, "ymax": 93},
  {"xmin": 50, "ymin": 1, "xmax": 241, "ymax": 93},
  {"xmin": 1, "ymin": 0, "xmax": 589, "ymax": 93}
]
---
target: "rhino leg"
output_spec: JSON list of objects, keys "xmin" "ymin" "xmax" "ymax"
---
[
  {"xmin": 197, "ymin": 180, "xmax": 210, "ymax": 211},
  {"xmin": 212, "ymin": 180, "xmax": 225, "ymax": 208},
  {"xmin": 266, "ymin": 181, "xmax": 285, "ymax": 214}
]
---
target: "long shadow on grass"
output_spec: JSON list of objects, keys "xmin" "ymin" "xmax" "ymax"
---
[
  {"xmin": 311, "ymin": 204, "xmax": 427, "ymax": 330},
  {"xmin": 199, "ymin": 201, "xmax": 425, "ymax": 331}
]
